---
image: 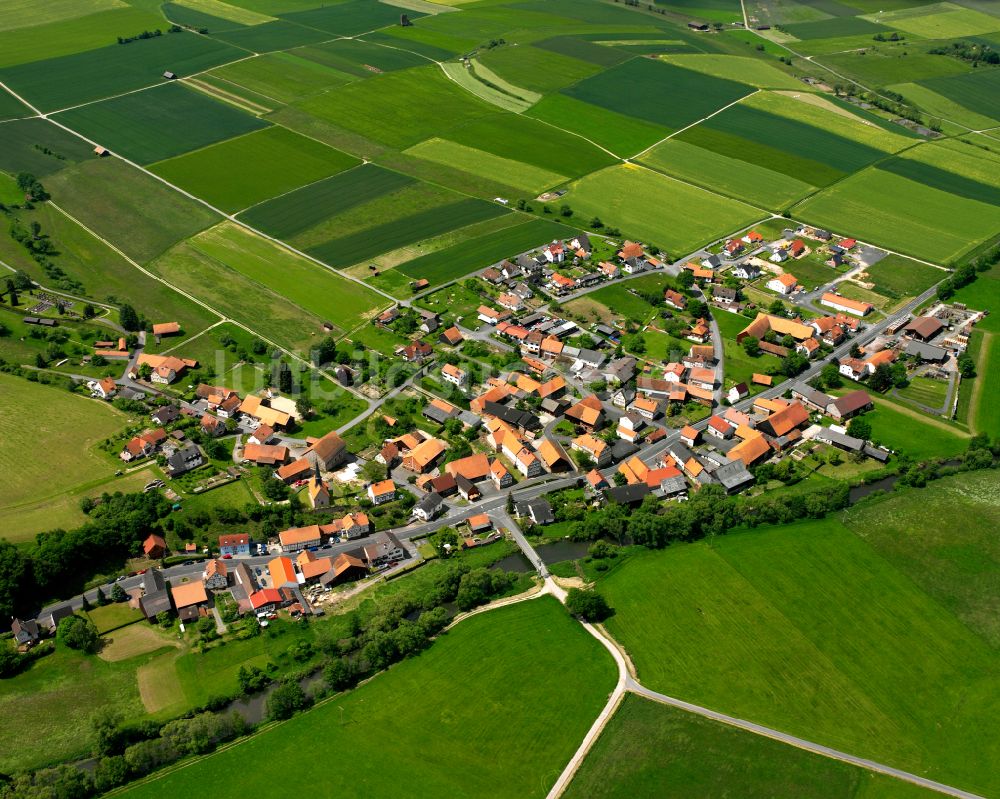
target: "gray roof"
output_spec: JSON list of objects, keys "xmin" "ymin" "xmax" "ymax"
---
[
  {"xmin": 143, "ymin": 569, "xmax": 167, "ymax": 593},
  {"xmin": 816, "ymin": 428, "xmax": 864, "ymax": 451},
  {"xmin": 516, "ymin": 498, "xmax": 554, "ymax": 525},
  {"xmin": 140, "ymin": 591, "xmax": 172, "ymax": 618},
  {"xmin": 415, "ymin": 492, "xmax": 444, "ymax": 515},
  {"xmin": 167, "ymin": 443, "xmax": 202, "ymax": 475},
  {"xmin": 792, "ymin": 384, "xmax": 834, "ymax": 408},
  {"xmin": 458, "ymin": 410, "xmax": 481, "ymax": 428},
  {"xmin": 904, "ymin": 340, "xmax": 948, "ymax": 361},
  {"xmin": 668, "ymin": 442, "xmax": 694, "ymax": 464},
  {"xmin": 423, "ymin": 402, "xmax": 459, "ymax": 424},
  {"xmin": 603, "ymin": 483, "xmax": 650, "ymax": 505},
  {"xmin": 658, "ymin": 475, "xmax": 688, "ymax": 496},
  {"xmin": 863, "ymin": 445, "xmax": 890, "ymax": 462},
  {"xmin": 610, "ymin": 440, "xmax": 639, "ymax": 462}
]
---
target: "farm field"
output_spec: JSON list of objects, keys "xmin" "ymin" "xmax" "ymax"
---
[
  {"xmin": 55, "ymin": 82, "xmax": 269, "ymax": 165},
  {"xmin": 121, "ymin": 598, "xmax": 616, "ymax": 799},
  {"xmin": 565, "ymin": 696, "xmax": 935, "ymax": 799},
  {"xmin": 525, "ymin": 94, "xmax": 669, "ymax": 157},
  {"xmin": 0, "ymin": 373, "xmax": 128, "ymax": 541},
  {"xmin": 791, "ymin": 167, "xmax": 1000, "ymax": 264},
  {"xmin": 238, "ymin": 164, "xmax": 413, "ymax": 239},
  {"xmin": 0, "ymin": 117, "xmax": 102, "ymax": 177},
  {"xmin": 202, "ymin": 51, "xmax": 355, "ymax": 105},
  {"xmin": 657, "ymin": 54, "xmax": 804, "ymax": 90},
  {"xmin": 918, "ymin": 69, "xmax": 1000, "ymax": 127},
  {"xmin": 566, "ymin": 165, "xmax": 765, "ymax": 256},
  {"xmin": 600, "ymin": 510, "xmax": 1000, "ymax": 797},
  {"xmin": 862, "ymin": 254, "xmax": 945, "ymax": 298},
  {"xmin": 45, "ymin": 158, "xmax": 221, "ymax": 264},
  {"xmin": 850, "ymin": 390, "xmax": 969, "ymax": 459},
  {"xmin": 950, "ymin": 265, "xmax": 1000, "ymax": 332},
  {"xmin": 186, "ymin": 222, "xmax": 387, "ymax": 333},
  {"xmin": 0, "ymin": 31, "xmax": 246, "ymax": 112},
  {"xmin": 149, "ymin": 126, "xmax": 360, "ymax": 213}
]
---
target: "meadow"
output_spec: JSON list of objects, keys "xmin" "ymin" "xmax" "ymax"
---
[
  {"xmin": 920, "ymin": 68, "xmax": 1000, "ymax": 126},
  {"xmin": 565, "ymin": 696, "xmax": 935, "ymax": 799},
  {"xmin": 478, "ymin": 42, "xmax": 601, "ymax": 93},
  {"xmin": 0, "ymin": 374, "xmax": 127, "ymax": 538},
  {"xmin": 850, "ymin": 389, "xmax": 969, "ymax": 458},
  {"xmin": 393, "ymin": 218, "xmax": 576, "ymax": 283},
  {"xmin": 404, "ymin": 138, "xmax": 567, "ymax": 195},
  {"xmin": 566, "ymin": 165, "xmax": 764, "ymax": 256},
  {"xmin": 46, "ymin": 158, "xmax": 221, "ymax": 264},
  {"xmin": 188, "ymin": 222, "xmax": 386, "ymax": 331},
  {"xmin": 150, "ymin": 126, "xmax": 360, "ymax": 213},
  {"xmin": 574, "ymin": 274, "xmax": 674, "ymax": 324},
  {"xmin": 862, "ymin": 254, "xmax": 945, "ymax": 298},
  {"xmin": 238, "ymin": 164, "xmax": 413, "ymax": 238},
  {"xmin": 562, "ymin": 58, "xmax": 753, "ymax": 132},
  {"xmin": 281, "ymin": 0, "xmax": 423, "ymax": 36},
  {"xmin": 211, "ymin": 20, "xmax": 332, "ymax": 53},
  {"xmin": 296, "ymin": 37, "xmax": 431, "ymax": 76},
  {"xmin": 122, "ymin": 598, "xmax": 616, "ymax": 799},
  {"xmin": 204, "ymin": 51, "xmax": 356, "ymax": 105},
  {"xmin": 951, "ymin": 264, "xmax": 1000, "ymax": 332},
  {"xmin": 0, "ymin": 117, "xmax": 100, "ymax": 176},
  {"xmin": 600, "ymin": 512, "xmax": 1000, "ymax": 797},
  {"xmin": 659, "ymin": 54, "xmax": 804, "ymax": 90},
  {"xmin": 0, "ymin": 31, "xmax": 246, "ymax": 112},
  {"xmin": 55, "ymin": 82, "xmax": 268, "ymax": 165}
]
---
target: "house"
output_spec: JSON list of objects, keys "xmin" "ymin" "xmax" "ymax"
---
[
  {"xmin": 11, "ymin": 618, "xmax": 40, "ymax": 648},
  {"xmin": 767, "ymin": 273, "xmax": 798, "ymax": 295},
  {"xmin": 602, "ymin": 357, "xmax": 636, "ymax": 385},
  {"xmin": 477, "ymin": 305, "xmax": 510, "ymax": 325},
  {"xmin": 904, "ymin": 340, "xmax": 948, "ymax": 363},
  {"xmin": 325, "ymin": 511, "xmax": 371, "ymax": 540},
  {"xmin": 711, "ymin": 458, "xmax": 754, "ymax": 494},
  {"xmin": 743, "ymin": 230, "xmax": 764, "ymax": 246},
  {"xmin": 838, "ymin": 238, "xmax": 857, "ymax": 250},
  {"xmin": 219, "ymin": 533, "xmax": 251, "ymax": 557},
  {"xmin": 497, "ymin": 292, "xmax": 524, "ymax": 312},
  {"xmin": 791, "ymin": 385, "xmax": 834, "ymax": 413},
  {"xmin": 304, "ymin": 430, "xmax": 348, "ymax": 472},
  {"xmin": 491, "ymin": 459, "xmax": 513, "ymax": 489},
  {"xmin": 712, "ymin": 285, "xmax": 738, "ymax": 306},
  {"xmin": 687, "ymin": 318, "xmax": 710, "ymax": 344},
  {"xmin": 411, "ymin": 278, "xmax": 430, "ymax": 292},
  {"xmin": 902, "ymin": 316, "xmax": 944, "ymax": 342},
  {"xmin": 279, "ymin": 524, "xmax": 323, "ymax": 553},
  {"xmin": 758, "ymin": 401, "xmax": 809, "ymax": 439},
  {"xmin": 565, "ymin": 395, "xmax": 604, "ymax": 431},
  {"xmin": 269, "ymin": 556, "xmax": 298, "ymax": 589},
  {"xmin": 307, "ymin": 476, "xmax": 331, "ymax": 509},
  {"xmin": 815, "ymin": 428, "xmax": 865, "ymax": 454},
  {"xmin": 572, "ymin": 434, "xmax": 611, "ymax": 467},
  {"xmin": 664, "ymin": 289, "xmax": 687, "ymax": 310},
  {"xmin": 630, "ymin": 396, "xmax": 660, "ymax": 421},
  {"xmin": 515, "ymin": 498, "xmax": 554, "ymax": 525},
  {"xmin": 413, "ymin": 492, "xmax": 445, "ymax": 522},
  {"xmin": 171, "ymin": 581, "xmax": 209, "ymax": 623},
  {"xmin": 512, "ymin": 447, "xmax": 542, "ymax": 478},
  {"xmin": 727, "ymin": 383, "xmax": 749, "ymax": 403},
  {"xmin": 864, "ymin": 348, "xmax": 897, "ymax": 374},
  {"xmin": 603, "ymin": 483, "xmax": 650, "ymax": 506},
  {"xmin": 362, "ymin": 532, "xmax": 405, "ymax": 567},
  {"xmin": 139, "ymin": 569, "xmax": 171, "ymax": 620},
  {"xmin": 544, "ymin": 242, "xmax": 566, "ymax": 263},
  {"xmin": 737, "ymin": 313, "xmax": 814, "ymax": 344},
  {"xmin": 134, "ymin": 353, "xmax": 197, "ymax": 384},
  {"xmin": 679, "ymin": 425, "xmax": 700, "ymax": 447},
  {"xmin": 797, "ymin": 337, "xmax": 820, "ymax": 358},
  {"xmin": 368, "ymin": 479, "xmax": 397, "ymax": 505},
  {"xmin": 143, "ymin": 533, "xmax": 167, "ymax": 559},
  {"xmin": 93, "ymin": 376, "xmax": 117, "ymax": 399},
  {"xmin": 612, "ymin": 386, "xmax": 635, "ymax": 408},
  {"xmin": 687, "ymin": 366, "xmax": 715, "ymax": 391},
  {"xmin": 203, "ymin": 559, "xmax": 229, "ymax": 591},
  {"xmin": 636, "ymin": 377, "xmax": 674, "ymax": 399},
  {"xmin": 317, "ymin": 554, "xmax": 368, "ymax": 588},
  {"xmin": 439, "ymin": 326, "xmax": 464, "ymax": 347},
  {"xmin": 152, "ymin": 322, "xmax": 180, "ymax": 338},
  {"xmin": 239, "ymin": 394, "xmax": 291, "ymax": 429},
  {"xmin": 402, "ymin": 437, "xmax": 447, "ymax": 473},
  {"xmin": 537, "ymin": 438, "xmax": 570, "ymax": 472},
  {"xmin": 706, "ymin": 415, "xmax": 734, "ymax": 440},
  {"xmin": 827, "ymin": 390, "xmax": 873, "ymax": 421},
  {"xmin": 724, "ymin": 239, "xmax": 744, "ymax": 257},
  {"xmin": 732, "ymin": 262, "xmax": 761, "ymax": 281},
  {"xmin": 821, "ymin": 292, "xmax": 872, "ymax": 317},
  {"xmin": 243, "ymin": 443, "xmax": 290, "ymax": 466},
  {"xmin": 549, "ymin": 273, "xmax": 576, "ymax": 294},
  {"xmin": 701, "ymin": 254, "xmax": 722, "ymax": 270},
  {"xmin": 402, "ymin": 340, "xmax": 433, "ymax": 362},
  {"xmin": 441, "ymin": 363, "xmax": 468, "ymax": 389},
  {"xmin": 120, "ymin": 428, "xmax": 167, "ymax": 462},
  {"xmin": 752, "ymin": 373, "xmax": 773, "ymax": 386},
  {"xmin": 599, "ymin": 261, "xmax": 620, "ymax": 279},
  {"xmin": 200, "ymin": 413, "xmax": 224, "ymax": 437},
  {"xmin": 275, "ymin": 458, "xmax": 315, "ymax": 485},
  {"xmin": 727, "ymin": 430, "xmax": 771, "ymax": 467},
  {"xmin": 249, "ymin": 588, "xmax": 284, "ymax": 615}
]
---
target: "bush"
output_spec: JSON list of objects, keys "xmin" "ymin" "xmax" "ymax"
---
[
  {"xmin": 565, "ymin": 588, "xmax": 613, "ymax": 622},
  {"xmin": 56, "ymin": 615, "xmax": 100, "ymax": 654},
  {"xmin": 266, "ymin": 681, "xmax": 312, "ymax": 721}
]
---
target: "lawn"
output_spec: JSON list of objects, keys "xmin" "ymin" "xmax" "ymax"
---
[
  {"xmin": 894, "ymin": 375, "xmax": 949, "ymax": 409},
  {"xmin": 639, "ymin": 137, "xmax": 815, "ymax": 210},
  {"xmin": 599, "ymin": 515, "xmax": 1000, "ymax": 797},
  {"xmin": 393, "ymin": 218, "xmax": 576, "ymax": 284},
  {"xmin": 45, "ymin": 158, "xmax": 221, "ymax": 265},
  {"xmin": 55, "ymin": 82, "xmax": 269, "ymax": 165},
  {"xmin": 0, "ymin": 31, "xmax": 246, "ymax": 112},
  {"xmin": 85, "ymin": 603, "xmax": 145, "ymax": 634},
  {"xmin": 566, "ymin": 164, "xmax": 765, "ymax": 256},
  {"xmin": 849, "ymin": 389, "xmax": 969, "ymax": 458},
  {"xmin": 863, "ymin": 254, "xmax": 945, "ymax": 299},
  {"xmin": 565, "ymin": 696, "xmax": 936, "ymax": 799},
  {"xmin": 404, "ymin": 138, "xmax": 567, "ymax": 195},
  {"xmin": 562, "ymin": 57, "xmax": 753, "ymax": 132},
  {"xmin": 122, "ymin": 598, "xmax": 616, "ymax": 798},
  {"xmin": 0, "ymin": 643, "xmax": 171, "ymax": 772},
  {"xmin": 791, "ymin": 166, "xmax": 999, "ymax": 265},
  {"xmin": 865, "ymin": 4, "xmax": 1000, "ymax": 39},
  {"xmin": 845, "ymin": 471, "xmax": 1000, "ymax": 648},
  {"xmin": 576, "ymin": 274, "xmax": 674, "ymax": 324},
  {"xmin": 238, "ymin": 164, "xmax": 413, "ymax": 239},
  {"xmin": 149, "ymin": 126, "xmax": 360, "ymax": 213},
  {"xmin": 187, "ymin": 222, "xmax": 388, "ymax": 332},
  {"xmin": 0, "ymin": 373, "xmax": 128, "ymax": 539}
]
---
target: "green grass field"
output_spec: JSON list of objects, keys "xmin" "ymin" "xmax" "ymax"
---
[
  {"xmin": 865, "ymin": 3, "xmax": 1000, "ymax": 38},
  {"xmin": 404, "ymin": 137, "xmax": 567, "ymax": 194},
  {"xmin": 122, "ymin": 598, "xmax": 616, "ymax": 798},
  {"xmin": 0, "ymin": 117, "xmax": 102, "ymax": 176},
  {"xmin": 204, "ymin": 50, "xmax": 357, "ymax": 105},
  {"xmin": 46, "ymin": 158, "xmax": 221, "ymax": 264},
  {"xmin": 188, "ymin": 222, "xmax": 386, "ymax": 331},
  {"xmin": 566, "ymin": 164, "xmax": 764, "ymax": 256},
  {"xmin": 238, "ymin": 164, "xmax": 413, "ymax": 239},
  {"xmin": 792, "ymin": 167, "xmax": 999, "ymax": 265},
  {"xmin": 55, "ymin": 82, "xmax": 268, "ymax": 165},
  {"xmin": 566, "ymin": 695, "xmax": 936, "ymax": 799},
  {"xmin": 563, "ymin": 58, "xmax": 753, "ymax": 132},
  {"xmin": 863, "ymin": 254, "xmax": 945, "ymax": 298},
  {"xmin": 895, "ymin": 375, "xmax": 949, "ymax": 409},
  {"xmin": 920, "ymin": 68, "xmax": 1000, "ymax": 128},
  {"xmin": 658, "ymin": 54, "xmax": 804, "ymax": 90},
  {"xmin": 393, "ymin": 218, "xmax": 576, "ymax": 283},
  {"xmin": 150, "ymin": 126, "xmax": 360, "ymax": 213},
  {"xmin": 951, "ymin": 265, "xmax": 1000, "ymax": 332},
  {"xmin": 600, "ymin": 512, "xmax": 1000, "ymax": 796},
  {"xmin": 0, "ymin": 31, "xmax": 246, "ymax": 112},
  {"xmin": 479, "ymin": 42, "xmax": 601, "ymax": 93},
  {"xmin": 0, "ymin": 373, "xmax": 127, "ymax": 540},
  {"xmin": 852, "ymin": 389, "xmax": 969, "ymax": 458}
]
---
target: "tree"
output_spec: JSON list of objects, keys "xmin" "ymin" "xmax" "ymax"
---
[
  {"xmin": 869, "ymin": 362, "xmax": 893, "ymax": 392},
  {"xmin": 506, "ymin": 490, "xmax": 514, "ymax": 513},
  {"xmin": 958, "ymin": 354, "xmax": 976, "ymax": 378},
  {"xmin": 56, "ymin": 614, "xmax": 100, "ymax": 653},
  {"xmin": 91, "ymin": 708, "xmax": 125, "ymax": 757},
  {"xmin": 96, "ymin": 586, "xmax": 109, "ymax": 606},
  {"xmin": 676, "ymin": 270, "xmax": 695, "ymax": 290},
  {"xmin": 110, "ymin": 582, "xmax": 127, "ymax": 603},
  {"xmin": 324, "ymin": 658, "xmax": 355, "ymax": 692},
  {"xmin": 741, "ymin": 337, "xmax": 760, "ymax": 357},
  {"xmin": 237, "ymin": 664, "xmax": 271, "ymax": 694},
  {"xmin": 119, "ymin": 303, "xmax": 140, "ymax": 331},
  {"xmin": 820, "ymin": 362, "xmax": 842, "ymax": 389},
  {"xmin": 847, "ymin": 416, "xmax": 872, "ymax": 441},
  {"xmin": 565, "ymin": 588, "xmax": 612, "ymax": 622},
  {"xmin": 559, "ymin": 204, "xmax": 573, "ymax": 217},
  {"xmin": 768, "ymin": 299, "xmax": 786, "ymax": 317},
  {"xmin": 83, "ymin": 303, "xmax": 96, "ymax": 319}
]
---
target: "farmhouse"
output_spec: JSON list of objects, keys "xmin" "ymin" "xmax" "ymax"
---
[
  {"xmin": 368, "ymin": 479, "xmax": 397, "ymax": 505},
  {"xmin": 171, "ymin": 581, "xmax": 208, "ymax": 623},
  {"xmin": 767, "ymin": 273, "xmax": 798, "ymax": 295},
  {"xmin": 827, "ymin": 389, "xmax": 873, "ymax": 420},
  {"xmin": 737, "ymin": 313, "xmax": 813, "ymax": 343},
  {"xmin": 821, "ymin": 293, "xmax": 872, "ymax": 316},
  {"xmin": 902, "ymin": 316, "xmax": 944, "ymax": 341}
]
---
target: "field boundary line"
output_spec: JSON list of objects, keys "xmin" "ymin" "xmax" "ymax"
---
[
  {"xmin": 628, "ymin": 681, "xmax": 986, "ymax": 799},
  {"xmin": 159, "ymin": 320, "xmax": 225, "ymax": 355},
  {"xmin": 966, "ymin": 330, "xmax": 992, "ymax": 434},
  {"xmin": 631, "ymin": 87, "xmax": 761, "ymax": 160}
]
